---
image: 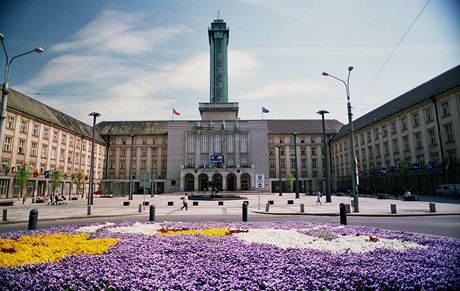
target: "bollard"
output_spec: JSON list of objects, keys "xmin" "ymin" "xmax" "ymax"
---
[
  {"xmin": 265, "ymin": 202, "xmax": 270, "ymax": 212},
  {"xmin": 339, "ymin": 203, "xmax": 347, "ymax": 225},
  {"xmin": 138, "ymin": 204, "xmax": 142, "ymax": 213},
  {"xmin": 345, "ymin": 204, "xmax": 351, "ymax": 213},
  {"xmin": 429, "ymin": 203, "xmax": 436, "ymax": 213},
  {"xmin": 149, "ymin": 205, "xmax": 155, "ymax": 221},
  {"xmin": 2, "ymin": 209, "xmax": 7, "ymax": 221},
  {"xmin": 300, "ymin": 203, "xmax": 305, "ymax": 213},
  {"xmin": 87, "ymin": 205, "xmax": 92, "ymax": 215},
  {"xmin": 192, "ymin": 201, "xmax": 199, "ymax": 206},
  {"xmin": 287, "ymin": 200, "xmax": 294, "ymax": 205},
  {"xmin": 28, "ymin": 209, "xmax": 38, "ymax": 230},
  {"xmin": 391, "ymin": 204, "xmax": 397, "ymax": 214},
  {"xmin": 218, "ymin": 201, "xmax": 224, "ymax": 206},
  {"xmin": 242, "ymin": 202, "xmax": 248, "ymax": 222},
  {"xmin": 32, "ymin": 197, "xmax": 36, "ymax": 203}
]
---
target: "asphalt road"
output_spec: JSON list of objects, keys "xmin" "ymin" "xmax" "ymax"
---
[{"xmin": 1, "ymin": 213, "xmax": 459, "ymax": 239}]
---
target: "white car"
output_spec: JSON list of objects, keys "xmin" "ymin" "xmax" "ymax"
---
[{"xmin": 435, "ymin": 184, "xmax": 460, "ymax": 196}]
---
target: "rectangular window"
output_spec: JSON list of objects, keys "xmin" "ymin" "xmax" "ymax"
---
[
  {"xmin": 301, "ymin": 158, "xmax": 307, "ymax": 168},
  {"xmin": 375, "ymin": 144, "xmax": 381, "ymax": 157},
  {"xmin": 268, "ymin": 137, "xmax": 274, "ymax": 144},
  {"xmin": 427, "ymin": 128, "xmax": 436, "ymax": 146},
  {"xmin": 383, "ymin": 141, "xmax": 389, "ymax": 155},
  {"xmin": 412, "ymin": 112, "xmax": 420, "ymax": 127},
  {"xmin": 187, "ymin": 157, "xmax": 195, "ymax": 168},
  {"xmin": 187, "ymin": 134, "xmax": 195, "ymax": 154},
  {"xmin": 61, "ymin": 134, "xmax": 66, "ymax": 145},
  {"xmin": 43, "ymin": 128, "xmax": 49, "ymax": 140},
  {"xmin": 240, "ymin": 133, "xmax": 248, "ymax": 153},
  {"xmin": 20, "ymin": 120, "xmax": 28, "ymax": 133},
  {"xmin": 290, "ymin": 159, "xmax": 296, "ymax": 169},
  {"xmin": 131, "ymin": 148, "xmax": 137, "ymax": 157},
  {"xmin": 110, "ymin": 149, "xmax": 116, "ymax": 157},
  {"xmin": 200, "ymin": 135, "xmax": 209, "ymax": 153},
  {"xmin": 311, "ymin": 137, "xmax": 316, "ymax": 144},
  {"xmin": 141, "ymin": 160, "xmax": 147, "ymax": 169},
  {"xmin": 141, "ymin": 148, "xmax": 147, "ymax": 157},
  {"xmin": 68, "ymin": 151, "xmax": 73, "ymax": 163},
  {"xmin": 279, "ymin": 137, "xmax": 284, "ymax": 144},
  {"xmin": 161, "ymin": 160, "xmax": 167, "ymax": 169},
  {"xmin": 240, "ymin": 155, "xmax": 248, "ymax": 167},
  {"xmin": 17, "ymin": 139, "xmax": 26, "ymax": 155},
  {"xmin": 3, "ymin": 136, "xmax": 12, "ymax": 152},
  {"xmin": 403, "ymin": 135, "xmax": 410, "ymax": 151},
  {"xmin": 227, "ymin": 134, "xmax": 235, "ymax": 153},
  {"xmin": 414, "ymin": 132, "xmax": 422, "ymax": 149},
  {"xmin": 6, "ymin": 116, "xmax": 15, "ymax": 129},
  {"xmin": 142, "ymin": 138, "xmax": 147, "ymax": 145},
  {"xmin": 269, "ymin": 159, "xmax": 275, "ymax": 168},
  {"xmin": 69, "ymin": 137, "xmax": 73, "ymax": 147},
  {"xmin": 392, "ymin": 138, "xmax": 399, "ymax": 153},
  {"xmin": 41, "ymin": 145, "xmax": 48, "ymax": 158},
  {"xmin": 444, "ymin": 123, "xmax": 454, "ymax": 143},
  {"xmin": 425, "ymin": 107, "xmax": 433, "ymax": 122},
  {"xmin": 311, "ymin": 158, "xmax": 317, "ymax": 168},
  {"xmin": 120, "ymin": 149, "xmax": 126, "ymax": 157},
  {"xmin": 400, "ymin": 117, "xmax": 408, "ymax": 131},
  {"xmin": 52, "ymin": 131, "xmax": 58, "ymax": 142},
  {"xmin": 31, "ymin": 124, "xmax": 39, "ymax": 137},
  {"xmin": 441, "ymin": 101, "xmax": 450, "ymax": 117},
  {"xmin": 30, "ymin": 142, "xmax": 37, "ymax": 156},
  {"xmin": 60, "ymin": 149, "xmax": 65, "ymax": 161},
  {"xmin": 367, "ymin": 131, "xmax": 372, "ymax": 142},
  {"xmin": 311, "ymin": 147, "xmax": 316, "ymax": 156},
  {"xmin": 280, "ymin": 159, "xmax": 286, "ymax": 168},
  {"xmin": 51, "ymin": 147, "xmax": 57, "ymax": 160},
  {"xmin": 226, "ymin": 155, "xmax": 234, "ymax": 167},
  {"xmin": 119, "ymin": 160, "xmax": 125, "ymax": 169},
  {"xmin": 374, "ymin": 128, "xmax": 380, "ymax": 140},
  {"xmin": 391, "ymin": 122, "xmax": 397, "ymax": 134},
  {"xmin": 430, "ymin": 152, "xmax": 439, "ymax": 165}
]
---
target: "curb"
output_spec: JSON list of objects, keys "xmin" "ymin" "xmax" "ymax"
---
[{"xmin": 252, "ymin": 211, "xmax": 460, "ymax": 217}]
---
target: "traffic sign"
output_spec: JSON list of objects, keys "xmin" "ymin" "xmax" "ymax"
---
[{"xmin": 255, "ymin": 173, "xmax": 264, "ymax": 189}]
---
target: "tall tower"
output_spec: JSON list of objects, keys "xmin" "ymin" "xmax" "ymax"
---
[
  {"xmin": 208, "ymin": 18, "xmax": 229, "ymax": 103},
  {"xmin": 199, "ymin": 17, "xmax": 238, "ymax": 121}
]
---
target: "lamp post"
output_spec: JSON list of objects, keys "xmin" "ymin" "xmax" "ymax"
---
[
  {"xmin": 151, "ymin": 146, "xmax": 155, "ymax": 197},
  {"xmin": 129, "ymin": 135, "xmax": 135, "ymax": 200},
  {"xmin": 293, "ymin": 132, "xmax": 299, "ymax": 198},
  {"xmin": 0, "ymin": 33, "xmax": 44, "ymax": 158},
  {"xmin": 317, "ymin": 110, "xmax": 331, "ymax": 203},
  {"xmin": 277, "ymin": 145, "xmax": 282, "ymax": 196},
  {"xmin": 322, "ymin": 66, "xmax": 359, "ymax": 212},
  {"xmin": 88, "ymin": 112, "xmax": 101, "ymax": 206}
]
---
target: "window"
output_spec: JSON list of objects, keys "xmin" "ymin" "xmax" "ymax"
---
[
  {"xmin": 383, "ymin": 141, "xmax": 389, "ymax": 155},
  {"xmin": 43, "ymin": 128, "xmax": 49, "ymax": 140},
  {"xmin": 311, "ymin": 158, "xmax": 317, "ymax": 168},
  {"xmin": 374, "ymin": 128, "xmax": 380, "ymax": 140},
  {"xmin": 301, "ymin": 147, "xmax": 306, "ymax": 155},
  {"xmin": 142, "ymin": 138, "xmax": 147, "ymax": 145},
  {"xmin": 392, "ymin": 138, "xmax": 399, "ymax": 153},
  {"xmin": 269, "ymin": 159, "xmax": 275, "ymax": 168},
  {"xmin": 161, "ymin": 160, "xmax": 167, "ymax": 169},
  {"xmin": 402, "ymin": 135, "xmax": 410, "ymax": 151},
  {"xmin": 31, "ymin": 124, "xmax": 39, "ymax": 137},
  {"xmin": 279, "ymin": 146, "xmax": 285, "ymax": 156},
  {"xmin": 290, "ymin": 136, "xmax": 295, "ymax": 144},
  {"xmin": 391, "ymin": 122, "xmax": 397, "ymax": 134},
  {"xmin": 69, "ymin": 137, "xmax": 73, "ymax": 147},
  {"xmin": 121, "ymin": 138, "xmax": 126, "ymax": 145},
  {"xmin": 268, "ymin": 137, "xmax": 274, "ymax": 144},
  {"xmin": 427, "ymin": 128, "xmax": 436, "ymax": 146},
  {"xmin": 6, "ymin": 116, "xmax": 15, "ymax": 129},
  {"xmin": 110, "ymin": 149, "xmax": 116, "ymax": 157},
  {"xmin": 131, "ymin": 148, "xmax": 137, "ymax": 157},
  {"xmin": 375, "ymin": 144, "xmax": 381, "ymax": 157},
  {"xmin": 444, "ymin": 123, "xmax": 454, "ymax": 142},
  {"xmin": 60, "ymin": 149, "xmax": 65, "ymax": 161},
  {"xmin": 360, "ymin": 134, "xmax": 365, "ymax": 144},
  {"xmin": 119, "ymin": 160, "xmax": 126, "ymax": 169},
  {"xmin": 367, "ymin": 131, "xmax": 371, "ymax": 142},
  {"xmin": 311, "ymin": 137, "xmax": 316, "ymax": 144},
  {"xmin": 412, "ymin": 112, "xmax": 420, "ymax": 127},
  {"xmin": 19, "ymin": 120, "xmax": 28, "ymax": 133},
  {"xmin": 414, "ymin": 132, "xmax": 422, "ymax": 149},
  {"xmin": 430, "ymin": 152, "xmax": 439, "ymax": 165},
  {"xmin": 368, "ymin": 146, "xmax": 373, "ymax": 158},
  {"xmin": 68, "ymin": 151, "xmax": 73, "ymax": 163},
  {"xmin": 61, "ymin": 134, "xmax": 67, "ymax": 145},
  {"xmin": 279, "ymin": 137, "xmax": 284, "ymax": 144},
  {"xmin": 447, "ymin": 150, "xmax": 457, "ymax": 162},
  {"xmin": 51, "ymin": 147, "xmax": 57, "ymax": 160},
  {"xmin": 301, "ymin": 158, "xmax": 307, "ymax": 168},
  {"xmin": 441, "ymin": 101, "xmax": 450, "ymax": 117},
  {"xmin": 120, "ymin": 149, "xmax": 126, "ymax": 157},
  {"xmin": 141, "ymin": 148, "xmax": 147, "ymax": 157},
  {"xmin": 17, "ymin": 139, "xmax": 26, "ymax": 155},
  {"xmin": 31, "ymin": 142, "xmax": 37, "ymax": 156},
  {"xmin": 425, "ymin": 107, "xmax": 434, "ymax": 122},
  {"xmin": 311, "ymin": 146, "xmax": 317, "ymax": 156},
  {"xmin": 280, "ymin": 159, "xmax": 286, "ymax": 168},
  {"xmin": 186, "ymin": 135, "xmax": 195, "ymax": 154},
  {"xmin": 200, "ymin": 135, "xmax": 209, "ymax": 153},
  {"xmin": 400, "ymin": 117, "xmax": 408, "ymax": 131},
  {"xmin": 3, "ymin": 136, "xmax": 12, "ymax": 152},
  {"xmin": 41, "ymin": 145, "xmax": 48, "ymax": 158},
  {"xmin": 186, "ymin": 157, "xmax": 195, "ymax": 168},
  {"xmin": 227, "ymin": 134, "xmax": 235, "ymax": 153},
  {"xmin": 239, "ymin": 133, "xmax": 248, "ymax": 153}
]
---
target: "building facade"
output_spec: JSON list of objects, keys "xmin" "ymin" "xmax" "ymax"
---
[{"xmin": 330, "ymin": 65, "xmax": 460, "ymax": 194}]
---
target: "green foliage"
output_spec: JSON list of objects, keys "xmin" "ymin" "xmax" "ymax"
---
[
  {"xmin": 72, "ymin": 170, "xmax": 85, "ymax": 196},
  {"xmin": 49, "ymin": 170, "xmax": 62, "ymax": 192},
  {"xmin": 286, "ymin": 172, "xmax": 294, "ymax": 192},
  {"xmin": 14, "ymin": 164, "xmax": 31, "ymax": 198}
]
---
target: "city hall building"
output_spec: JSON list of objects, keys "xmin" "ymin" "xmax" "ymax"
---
[{"xmin": 0, "ymin": 18, "xmax": 458, "ymax": 199}]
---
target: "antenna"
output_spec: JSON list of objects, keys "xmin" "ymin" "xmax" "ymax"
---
[{"xmin": 217, "ymin": 10, "xmax": 220, "ymax": 19}]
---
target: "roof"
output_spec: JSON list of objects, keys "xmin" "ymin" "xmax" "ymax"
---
[
  {"xmin": 332, "ymin": 64, "xmax": 460, "ymax": 141},
  {"xmin": 267, "ymin": 119, "xmax": 344, "ymax": 134},
  {"xmin": 7, "ymin": 89, "xmax": 106, "ymax": 144},
  {"xmin": 96, "ymin": 121, "xmax": 168, "ymax": 135}
]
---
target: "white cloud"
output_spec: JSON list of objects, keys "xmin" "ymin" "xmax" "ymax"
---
[{"xmin": 239, "ymin": 79, "xmax": 326, "ymax": 100}]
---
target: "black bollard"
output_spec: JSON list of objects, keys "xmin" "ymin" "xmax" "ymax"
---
[
  {"xmin": 339, "ymin": 203, "xmax": 347, "ymax": 225},
  {"xmin": 300, "ymin": 203, "xmax": 305, "ymax": 213},
  {"xmin": 28, "ymin": 209, "xmax": 38, "ymax": 230},
  {"xmin": 149, "ymin": 205, "xmax": 155, "ymax": 221},
  {"xmin": 2, "ymin": 209, "xmax": 7, "ymax": 221},
  {"xmin": 265, "ymin": 202, "xmax": 270, "ymax": 212},
  {"xmin": 242, "ymin": 202, "xmax": 248, "ymax": 222}
]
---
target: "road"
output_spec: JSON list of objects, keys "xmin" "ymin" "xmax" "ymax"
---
[{"xmin": 1, "ymin": 213, "xmax": 459, "ymax": 239}]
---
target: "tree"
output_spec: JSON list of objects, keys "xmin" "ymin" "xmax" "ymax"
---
[
  {"xmin": 396, "ymin": 161, "xmax": 409, "ymax": 190},
  {"xmin": 286, "ymin": 172, "xmax": 294, "ymax": 192},
  {"xmin": 14, "ymin": 164, "xmax": 31, "ymax": 200},
  {"xmin": 49, "ymin": 170, "xmax": 62, "ymax": 194},
  {"xmin": 72, "ymin": 170, "xmax": 85, "ymax": 199}
]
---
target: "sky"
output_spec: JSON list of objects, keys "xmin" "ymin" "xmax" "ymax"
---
[{"xmin": 1, "ymin": 0, "xmax": 459, "ymax": 126}]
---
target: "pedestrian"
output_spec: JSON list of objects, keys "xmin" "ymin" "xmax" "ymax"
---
[
  {"xmin": 181, "ymin": 193, "xmax": 189, "ymax": 211},
  {"xmin": 316, "ymin": 189, "xmax": 322, "ymax": 205},
  {"xmin": 404, "ymin": 189, "xmax": 412, "ymax": 198}
]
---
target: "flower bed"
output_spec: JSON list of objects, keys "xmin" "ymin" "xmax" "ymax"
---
[{"xmin": 0, "ymin": 221, "xmax": 459, "ymax": 290}]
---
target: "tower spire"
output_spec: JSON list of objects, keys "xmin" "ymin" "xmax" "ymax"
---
[{"xmin": 208, "ymin": 17, "xmax": 229, "ymax": 103}]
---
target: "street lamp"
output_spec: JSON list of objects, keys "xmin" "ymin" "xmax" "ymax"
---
[
  {"xmin": 88, "ymin": 112, "xmax": 101, "ymax": 206},
  {"xmin": 317, "ymin": 110, "xmax": 331, "ymax": 203},
  {"xmin": 150, "ymin": 146, "xmax": 155, "ymax": 197},
  {"xmin": 0, "ymin": 33, "xmax": 44, "ymax": 158},
  {"xmin": 293, "ymin": 132, "xmax": 299, "ymax": 198},
  {"xmin": 277, "ymin": 145, "xmax": 282, "ymax": 196},
  {"xmin": 322, "ymin": 66, "xmax": 359, "ymax": 212}
]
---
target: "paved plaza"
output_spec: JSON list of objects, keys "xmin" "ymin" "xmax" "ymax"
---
[{"xmin": 1, "ymin": 192, "xmax": 459, "ymax": 224}]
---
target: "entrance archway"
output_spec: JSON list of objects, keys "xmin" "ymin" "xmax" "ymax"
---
[
  {"xmin": 212, "ymin": 173, "xmax": 223, "ymax": 191},
  {"xmin": 184, "ymin": 174, "xmax": 195, "ymax": 191},
  {"xmin": 198, "ymin": 173, "xmax": 209, "ymax": 193},
  {"xmin": 226, "ymin": 173, "xmax": 236, "ymax": 191},
  {"xmin": 241, "ymin": 173, "xmax": 251, "ymax": 191}
]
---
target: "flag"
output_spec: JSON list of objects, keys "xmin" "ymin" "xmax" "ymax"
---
[
  {"xmin": 426, "ymin": 161, "xmax": 433, "ymax": 171},
  {"xmin": 172, "ymin": 108, "xmax": 180, "ymax": 116},
  {"xmin": 262, "ymin": 107, "xmax": 269, "ymax": 113}
]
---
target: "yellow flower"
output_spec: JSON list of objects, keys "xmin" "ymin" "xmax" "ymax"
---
[
  {"xmin": 160, "ymin": 227, "xmax": 230, "ymax": 236},
  {"xmin": 0, "ymin": 233, "xmax": 118, "ymax": 268}
]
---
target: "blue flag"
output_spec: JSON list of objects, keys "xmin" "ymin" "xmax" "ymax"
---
[{"xmin": 262, "ymin": 107, "xmax": 269, "ymax": 113}]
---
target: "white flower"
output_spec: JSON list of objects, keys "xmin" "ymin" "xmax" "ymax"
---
[
  {"xmin": 76, "ymin": 222, "xmax": 115, "ymax": 233},
  {"xmin": 233, "ymin": 229, "xmax": 426, "ymax": 253},
  {"xmin": 107, "ymin": 222, "xmax": 162, "ymax": 236}
]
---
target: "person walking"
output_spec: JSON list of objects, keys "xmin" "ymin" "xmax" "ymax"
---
[
  {"xmin": 181, "ymin": 193, "xmax": 189, "ymax": 211},
  {"xmin": 316, "ymin": 189, "xmax": 322, "ymax": 205}
]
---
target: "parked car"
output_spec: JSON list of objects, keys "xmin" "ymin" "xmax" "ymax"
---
[{"xmin": 435, "ymin": 184, "xmax": 460, "ymax": 196}]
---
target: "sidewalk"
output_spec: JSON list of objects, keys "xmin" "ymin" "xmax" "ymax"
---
[{"xmin": 1, "ymin": 193, "xmax": 460, "ymax": 224}]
